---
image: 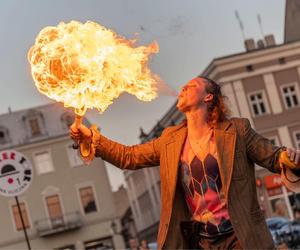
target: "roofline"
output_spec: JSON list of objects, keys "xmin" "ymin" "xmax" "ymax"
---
[
  {"xmin": 202, "ymin": 39, "xmax": 300, "ymax": 77},
  {"xmin": 0, "ymin": 100, "xmax": 60, "ymax": 117}
]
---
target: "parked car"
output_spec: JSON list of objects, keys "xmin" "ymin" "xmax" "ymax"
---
[{"xmin": 266, "ymin": 217, "xmax": 300, "ymax": 249}]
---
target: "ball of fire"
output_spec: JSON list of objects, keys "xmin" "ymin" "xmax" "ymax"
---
[{"xmin": 28, "ymin": 21, "xmax": 159, "ymax": 116}]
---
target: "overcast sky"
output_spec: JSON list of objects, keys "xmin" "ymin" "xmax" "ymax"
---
[{"xmin": 0, "ymin": 0, "xmax": 285, "ymax": 191}]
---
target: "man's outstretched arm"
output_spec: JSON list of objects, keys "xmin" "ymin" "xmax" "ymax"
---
[{"xmin": 70, "ymin": 123, "xmax": 164, "ymax": 170}]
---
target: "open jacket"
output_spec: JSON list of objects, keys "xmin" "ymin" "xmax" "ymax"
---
[{"xmin": 87, "ymin": 117, "xmax": 295, "ymax": 249}]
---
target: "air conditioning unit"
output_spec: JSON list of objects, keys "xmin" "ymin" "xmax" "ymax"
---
[{"xmin": 257, "ymin": 39, "xmax": 265, "ymax": 49}]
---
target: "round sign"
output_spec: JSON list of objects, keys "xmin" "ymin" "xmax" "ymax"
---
[{"xmin": 0, "ymin": 150, "xmax": 33, "ymax": 197}]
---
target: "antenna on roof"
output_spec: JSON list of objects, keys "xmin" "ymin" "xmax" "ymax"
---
[
  {"xmin": 235, "ymin": 10, "xmax": 246, "ymax": 40},
  {"xmin": 257, "ymin": 14, "xmax": 265, "ymax": 38}
]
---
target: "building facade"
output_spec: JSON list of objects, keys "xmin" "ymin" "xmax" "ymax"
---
[{"xmin": 0, "ymin": 103, "xmax": 125, "ymax": 249}]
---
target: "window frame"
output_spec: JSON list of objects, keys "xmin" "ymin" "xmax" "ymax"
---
[
  {"xmin": 42, "ymin": 191, "xmax": 65, "ymax": 227},
  {"xmin": 267, "ymin": 135, "xmax": 281, "ymax": 147},
  {"xmin": 293, "ymin": 130, "xmax": 300, "ymax": 149},
  {"xmin": 9, "ymin": 199, "xmax": 32, "ymax": 232},
  {"xmin": 0, "ymin": 127, "xmax": 10, "ymax": 145},
  {"xmin": 76, "ymin": 182, "xmax": 99, "ymax": 215},
  {"xmin": 32, "ymin": 149, "xmax": 55, "ymax": 175},
  {"xmin": 247, "ymin": 90, "xmax": 270, "ymax": 117},
  {"xmin": 280, "ymin": 82, "xmax": 300, "ymax": 109}
]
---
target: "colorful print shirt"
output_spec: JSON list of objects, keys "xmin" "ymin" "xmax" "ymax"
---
[{"xmin": 180, "ymin": 131, "xmax": 233, "ymax": 237}]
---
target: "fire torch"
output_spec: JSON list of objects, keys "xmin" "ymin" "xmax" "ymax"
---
[{"xmin": 28, "ymin": 20, "xmax": 159, "ymax": 157}]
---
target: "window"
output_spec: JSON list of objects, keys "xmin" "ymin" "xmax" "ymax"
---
[
  {"xmin": 61, "ymin": 112, "xmax": 75, "ymax": 129},
  {"xmin": 281, "ymin": 83, "xmax": 300, "ymax": 109},
  {"xmin": 23, "ymin": 109, "xmax": 46, "ymax": 138},
  {"xmin": 29, "ymin": 118, "xmax": 41, "ymax": 136},
  {"xmin": 84, "ymin": 238, "xmax": 113, "ymax": 250},
  {"xmin": 34, "ymin": 150, "xmax": 54, "ymax": 174},
  {"xmin": 268, "ymin": 136, "xmax": 280, "ymax": 146},
  {"xmin": 0, "ymin": 128, "xmax": 9, "ymax": 145},
  {"xmin": 79, "ymin": 186, "xmax": 97, "ymax": 214},
  {"xmin": 138, "ymin": 192, "xmax": 155, "ymax": 226},
  {"xmin": 66, "ymin": 144, "xmax": 83, "ymax": 167},
  {"xmin": 12, "ymin": 202, "xmax": 30, "ymax": 231},
  {"xmin": 246, "ymin": 65, "xmax": 254, "ymax": 72},
  {"xmin": 46, "ymin": 194, "xmax": 64, "ymax": 228},
  {"xmin": 294, "ymin": 131, "xmax": 300, "ymax": 149},
  {"xmin": 248, "ymin": 91, "xmax": 269, "ymax": 116},
  {"xmin": 0, "ymin": 131, "xmax": 5, "ymax": 142}
]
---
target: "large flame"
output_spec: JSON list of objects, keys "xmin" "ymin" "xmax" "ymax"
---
[{"xmin": 28, "ymin": 21, "xmax": 159, "ymax": 115}]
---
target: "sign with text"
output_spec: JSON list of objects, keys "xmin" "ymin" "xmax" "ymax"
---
[
  {"xmin": 264, "ymin": 174, "xmax": 282, "ymax": 189},
  {"xmin": 0, "ymin": 150, "xmax": 33, "ymax": 197}
]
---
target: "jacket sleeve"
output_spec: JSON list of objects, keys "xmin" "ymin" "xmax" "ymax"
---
[
  {"xmin": 80, "ymin": 125, "xmax": 165, "ymax": 170},
  {"xmin": 243, "ymin": 118, "xmax": 285, "ymax": 174}
]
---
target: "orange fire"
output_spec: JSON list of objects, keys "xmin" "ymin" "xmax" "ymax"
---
[{"xmin": 28, "ymin": 21, "xmax": 159, "ymax": 116}]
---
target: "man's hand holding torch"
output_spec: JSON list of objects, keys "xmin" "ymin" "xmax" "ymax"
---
[{"xmin": 70, "ymin": 116, "xmax": 92, "ymax": 157}]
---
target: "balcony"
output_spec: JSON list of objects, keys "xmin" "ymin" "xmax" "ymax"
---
[{"xmin": 35, "ymin": 211, "xmax": 83, "ymax": 237}]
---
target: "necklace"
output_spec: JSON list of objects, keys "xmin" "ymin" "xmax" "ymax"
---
[{"xmin": 188, "ymin": 129, "xmax": 214, "ymax": 160}]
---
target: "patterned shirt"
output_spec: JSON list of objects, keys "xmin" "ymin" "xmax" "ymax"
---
[{"xmin": 180, "ymin": 130, "xmax": 233, "ymax": 237}]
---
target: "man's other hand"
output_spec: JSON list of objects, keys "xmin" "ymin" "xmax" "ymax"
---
[{"xmin": 280, "ymin": 148, "xmax": 300, "ymax": 170}]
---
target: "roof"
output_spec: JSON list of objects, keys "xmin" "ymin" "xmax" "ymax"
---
[{"xmin": 0, "ymin": 102, "xmax": 91, "ymax": 150}]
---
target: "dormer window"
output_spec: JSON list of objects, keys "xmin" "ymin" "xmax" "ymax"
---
[
  {"xmin": 0, "ymin": 126, "xmax": 10, "ymax": 145},
  {"xmin": 22, "ymin": 109, "xmax": 46, "ymax": 138},
  {"xmin": 29, "ymin": 118, "xmax": 41, "ymax": 136},
  {"xmin": 61, "ymin": 112, "xmax": 75, "ymax": 130}
]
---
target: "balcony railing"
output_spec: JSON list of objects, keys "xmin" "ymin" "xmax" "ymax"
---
[{"xmin": 35, "ymin": 211, "xmax": 83, "ymax": 237}]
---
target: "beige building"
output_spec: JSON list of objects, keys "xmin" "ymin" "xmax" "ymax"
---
[{"xmin": 0, "ymin": 103, "xmax": 125, "ymax": 249}]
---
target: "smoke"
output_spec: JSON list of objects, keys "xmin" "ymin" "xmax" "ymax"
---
[{"xmin": 155, "ymin": 77, "xmax": 178, "ymax": 97}]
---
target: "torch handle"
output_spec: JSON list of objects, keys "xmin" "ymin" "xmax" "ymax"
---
[{"xmin": 72, "ymin": 115, "xmax": 83, "ymax": 149}]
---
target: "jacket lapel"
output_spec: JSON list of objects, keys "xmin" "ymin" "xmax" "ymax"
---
[
  {"xmin": 215, "ymin": 119, "xmax": 237, "ymax": 201},
  {"xmin": 164, "ymin": 119, "xmax": 237, "ymax": 203},
  {"xmin": 165, "ymin": 124, "xmax": 187, "ymax": 198}
]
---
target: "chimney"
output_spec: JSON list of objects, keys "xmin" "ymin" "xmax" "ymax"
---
[
  {"xmin": 264, "ymin": 34, "xmax": 276, "ymax": 47},
  {"xmin": 257, "ymin": 39, "xmax": 265, "ymax": 49},
  {"xmin": 8, "ymin": 107, "xmax": 12, "ymax": 114},
  {"xmin": 244, "ymin": 39, "xmax": 256, "ymax": 52}
]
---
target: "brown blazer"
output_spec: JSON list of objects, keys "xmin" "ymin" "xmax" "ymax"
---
[{"xmin": 93, "ymin": 117, "xmax": 285, "ymax": 249}]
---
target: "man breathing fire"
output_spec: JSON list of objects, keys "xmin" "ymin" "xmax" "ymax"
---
[{"xmin": 70, "ymin": 76, "xmax": 300, "ymax": 249}]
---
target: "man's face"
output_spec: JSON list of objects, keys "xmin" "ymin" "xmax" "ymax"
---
[
  {"xmin": 129, "ymin": 239, "xmax": 138, "ymax": 248},
  {"xmin": 176, "ymin": 77, "xmax": 212, "ymax": 112}
]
